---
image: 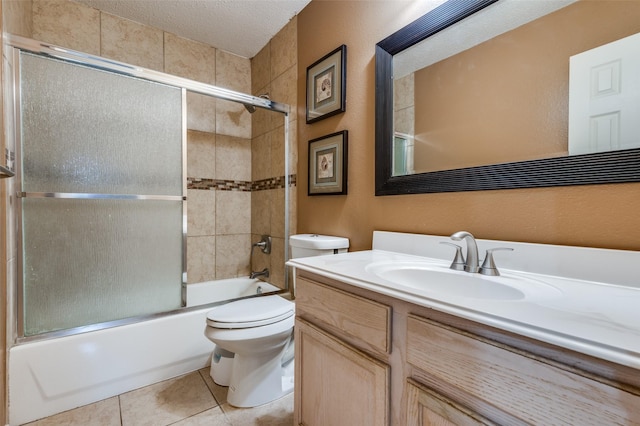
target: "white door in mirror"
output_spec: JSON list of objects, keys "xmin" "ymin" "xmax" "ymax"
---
[{"xmin": 569, "ymin": 31, "xmax": 640, "ymax": 155}]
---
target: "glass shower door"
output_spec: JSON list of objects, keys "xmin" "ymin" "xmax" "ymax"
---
[{"xmin": 18, "ymin": 51, "xmax": 185, "ymax": 336}]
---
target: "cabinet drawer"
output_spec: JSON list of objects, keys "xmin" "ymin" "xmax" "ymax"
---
[
  {"xmin": 295, "ymin": 275, "xmax": 391, "ymax": 353},
  {"xmin": 407, "ymin": 315, "xmax": 640, "ymax": 425}
]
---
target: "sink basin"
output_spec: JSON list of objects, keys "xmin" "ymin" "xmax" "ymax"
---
[{"xmin": 365, "ymin": 261, "xmax": 560, "ymax": 301}]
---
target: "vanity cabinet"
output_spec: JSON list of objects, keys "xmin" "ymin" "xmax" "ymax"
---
[
  {"xmin": 294, "ymin": 273, "xmax": 391, "ymax": 425},
  {"xmin": 294, "ymin": 270, "xmax": 640, "ymax": 425}
]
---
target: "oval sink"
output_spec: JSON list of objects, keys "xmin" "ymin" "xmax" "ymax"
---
[{"xmin": 365, "ymin": 261, "xmax": 559, "ymax": 301}]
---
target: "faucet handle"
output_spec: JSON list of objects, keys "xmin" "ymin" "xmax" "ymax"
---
[
  {"xmin": 440, "ymin": 242, "xmax": 466, "ymax": 271},
  {"xmin": 479, "ymin": 248, "xmax": 514, "ymax": 276}
]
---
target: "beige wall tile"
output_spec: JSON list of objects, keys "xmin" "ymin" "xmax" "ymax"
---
[
  {"xmin": 269, "ymin": 236, "xmax": 285, "ymax": 290},
  {"xmin": 100, "ymin": 13, "xmax": 163, "ymax": 71},
  {"xmin": 187, "ymin": 92, "xmax": 217, "ymax": 133},
  {"xmin": 187, "ymin": 189, "xmax": 215, "ymax": 237},
  {"xmin": 215, "ymin": 135, "xmax": 251, "ymax": 181},
  {"xmin": 164, "ymin": 32, "xmax": 215, "ymax": 84},
  {"xmin": 250, "ymin": 96, "xmax": 273, "ymax": 139},
  {"xmin": 269, "ymin": 188, "xmax": 285, "ymax": 239},
  {"xmin": 251, "ymin": 190, "xmax": 270, "ymax": 236},
  {"xmin": 187, "ymin": 236, "xmax": 215, "ymax": 284},
  {"xmin": 216, "ymin": 191, "xmax": 250, "ymax": 235},
  {"xmin": 187, "ymin": 130, "xmax": 215, "ymax": 179},
  {"xmin": 216, "ymin": 49, "xmax": 250, "ymax": 93},
  {"xmin": 216, "ymin": 99, "xmax": 251, "ymax": 139},
  {"xmin": 251, "ymin": 132, "xmax": 272, "ymax": 181},
  {"xmin": 250, "ymin": 233, "xmax": 270, "ymax": 277},
  {"xmin": 215, "ymin": 234, "xmax": 250, "ymax": 279},
  {"xmin": 287, "ymin": 119, "xmax": 298, "ymax": 177},
  {"xmin": 32, "ymin": 0, "xmax": 100, "ymax": 54},
  {"xmin": 270, "ymin": 127, "xmax": 285, "ymax": 178},
  {"xmin": 4, "ymin": 0, "xmax": 33, "ymax": 37},
  {"xmin": 270, "ymin": 17, "xmax": 297, "ymax": 80},
  {"xmin": 251, "ymin": 43, "xmax": 270, "ymax": 94},
  {"xmin": 271, "ymin": 65, "xmax": 297, "ymax": 119}
]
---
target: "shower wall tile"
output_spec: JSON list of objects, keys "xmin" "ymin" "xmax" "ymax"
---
[
  {"xmin": 271, "ymin": 65, "xmax": 297, "ymax": 121},
  {"xmin": 32, "ymin": 0, "xmax": 100, "ymax": 55},
  {"xmin": 216, "ymin": 50, "xmax": 250, "ymax": 93},
  {"xmin": 251, "ymin": 190, "xmax": 270, "ymax": 236},
  {"xmin": 215, "ymin": 135, "xmax": 251, "ymax": 181},
  {"xmin": 215, "ymin": 234, "xmax": 250, "ymax": 279},
  {"xmin": 288, "ymin": 119, "xmax": 298, "ymax": 177},
  {"xmin": 187, "ymin": 189, "xmax": 215, "ymax": 237},
  {"xmin": 164, "ymin": 32, "xmax": 216, "ymax": 85},
  {"xmin": 100, "ymin": 13, "xmax": 163, "ymax": 72},
  {"xmin": 251, "ymin": 131, "xmax": 272, "ymax": 181},
  {"xmin": 187, "ymin": 236, "xmax": 215, "ymax": 284},
  {"xmin": 216, "ymin": 99, "xmax": 251, "ymax": 139},
  {"xmin": 216, "ymin": 191, "xmax": 250, "ymax": 235},
  {"xmin": 269, "ymin": 188, "xmax": 286, "ymax": 239},
  {"xmin": 251, "ymin": 44, "xmax": 270, "ymax": 95},
  {"xmin": 187, "ymin": 92, "xmax": 217, "ymax": 133},
  {"xmin": 250, "ymin": 98, "xmax": 274, "ymax": 139},
  {"xmin": 269, "ymin": 236, "xmax": 285, "ymax": 290},
  {"xmin": 3, "ymin": 0, "xmax": 33, "ymax": 37},
  {"xmin": 270, "ymin": 17, "xmax": 297, "ymax": 81},
  {"xmin": 187, "ymin": 130, "xmax": 216, "ymax": 180},
  {"xmin": 270, "ymin": 127, "xmax": 285, "ymax": 178}
]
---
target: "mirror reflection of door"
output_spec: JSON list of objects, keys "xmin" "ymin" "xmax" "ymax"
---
[{"xmin": 569, "ymin": 31, "xmax": 640, "ymax": 155}]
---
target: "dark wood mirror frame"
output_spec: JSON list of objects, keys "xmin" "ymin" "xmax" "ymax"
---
[{"xmin": 374, "ymin": 0, "xmax": 640, "ymax": 196}]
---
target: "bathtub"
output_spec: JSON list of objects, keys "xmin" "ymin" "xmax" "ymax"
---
[{"xmin": 9, "ymin": 278, "xmax": 282, "ymax": 425}]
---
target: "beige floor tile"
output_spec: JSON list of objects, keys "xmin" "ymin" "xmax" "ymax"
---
[
  {"xmin": 171, "ymin": 406, "xmax": 231, "ymax": 426},
  {"xmin": 221, "ymin": 392, "xmax": 294, "ymax": 426},
  {"xmin": 25, "ymin": 396, "xmax": 121, "ymax": 426},
  {"xmin": 120, "ymin": 372, "xmax": 217, "ymax": 426},
  {"xmin": 199, "ymin": 367, "xmax": 228, "ymax": 406}
]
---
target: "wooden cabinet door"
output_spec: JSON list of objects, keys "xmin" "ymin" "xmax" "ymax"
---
[
  {"xmin": 294, "ymin": 318, "xmax": 389, "ymax": 426},
  {"xmin": 406, "ymin": 380, "xmax": 494, "ymax": 426}
]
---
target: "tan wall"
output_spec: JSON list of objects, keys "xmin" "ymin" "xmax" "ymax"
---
[{"xmin": 297, "ymin": 0, "xmax": 640, "ymax": 252}]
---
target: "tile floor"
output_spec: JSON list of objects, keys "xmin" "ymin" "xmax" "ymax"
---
[{"xmin": 24, "ymin": 368, "xmax": 294, "ymax": 426}]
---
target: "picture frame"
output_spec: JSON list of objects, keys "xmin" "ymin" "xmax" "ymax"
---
[
  {"xmin": 308, "ymin": 131, "xmax": 348, "ymax": 196},
  {"xmin": 306, "ymin": 45, "xmax": 347, "ymax": 124}
]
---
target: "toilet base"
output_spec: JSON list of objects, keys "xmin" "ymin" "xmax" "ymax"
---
[{"xmin": 226, "ymin": 337, "xmax": 294, "ymax": 408}]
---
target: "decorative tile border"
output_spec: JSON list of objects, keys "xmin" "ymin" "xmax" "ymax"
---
[{"xmin": 187, "ymin": 174, "xmax": 297, "ymax": 192}]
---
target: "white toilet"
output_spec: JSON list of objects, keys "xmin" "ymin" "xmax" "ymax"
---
[{"xmin": 204, "ymin": 234, "xmax": 349, "ymax": 408}]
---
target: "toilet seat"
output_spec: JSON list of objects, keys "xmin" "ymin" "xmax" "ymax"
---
[{"xmin": 206, "ymin": 295, "xmax": 294, "ymax": 329}]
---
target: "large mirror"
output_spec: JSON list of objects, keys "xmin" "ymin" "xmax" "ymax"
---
[{"xmin": 375, "ymin": 0, "xmax": 640, "ymax": 195}]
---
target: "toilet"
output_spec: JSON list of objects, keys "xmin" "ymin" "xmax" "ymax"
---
[{"xmin": 204, "ymin": 233, "xmax": 349, "ymax": 408}]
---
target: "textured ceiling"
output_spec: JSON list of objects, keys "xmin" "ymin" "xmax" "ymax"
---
[{"xmin": 75, "ymin": 0, "xmax": 312, "ymax": 58}]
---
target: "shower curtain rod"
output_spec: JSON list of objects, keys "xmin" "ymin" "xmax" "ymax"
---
[{"xmin": 5, "ymin": 34, "xmax": 290, "ymax": 115}]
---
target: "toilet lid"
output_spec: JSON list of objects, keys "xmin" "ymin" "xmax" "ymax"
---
[{"xmin": 206, "ymin": 295, "xmax": 294, "ymax": 329}]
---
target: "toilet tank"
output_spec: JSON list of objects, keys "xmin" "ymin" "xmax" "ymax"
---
[{"xmin": 289, "ymin": 234, "xmax": 349, "ymax": 259}]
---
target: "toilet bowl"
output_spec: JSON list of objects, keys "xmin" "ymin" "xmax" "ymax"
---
[
  {"xmin": 204, "ymin": 234, "xmax": 349, "ymax": 408},
  {"xmin": 204, "ymin": 295, "xmax": 295, "ymax": 407}
]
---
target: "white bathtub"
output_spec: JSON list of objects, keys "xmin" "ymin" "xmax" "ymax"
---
[{"xmin": 9, "ymin": 278, "xmax": 282, "ymax": 425}]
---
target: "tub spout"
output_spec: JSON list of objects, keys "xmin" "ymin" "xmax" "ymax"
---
[{"xmin": 250, "ymin": 268, "xmax": 270, "ymax": 280}]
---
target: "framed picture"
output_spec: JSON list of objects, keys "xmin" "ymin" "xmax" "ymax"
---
[
  {"xmin": 308, "ymin": 131, "xmax": 348, "ymax": 196},
  {"xmin": 306, "ymin": 45, "xmax": 347, "ymax": 124}
]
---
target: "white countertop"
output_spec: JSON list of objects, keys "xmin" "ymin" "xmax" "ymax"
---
[{"xmin": 288, "ymin": 244, "xmax": 640, "ymax": 369}]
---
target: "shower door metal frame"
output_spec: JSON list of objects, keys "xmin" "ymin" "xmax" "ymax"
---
[{"xmin": 6, "ymin": 35, "xmax": 291, "ymax": 342}]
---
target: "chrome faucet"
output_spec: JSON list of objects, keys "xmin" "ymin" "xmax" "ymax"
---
[
  {"xmin": 450, "ymin": 231, "xmax": 479, "ymax": 273},
  {"xmin": 250, "ymin": 268, "xmax": 270, "ymax": 280}
]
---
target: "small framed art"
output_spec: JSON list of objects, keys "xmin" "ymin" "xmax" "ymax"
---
[
  {"xmin": 308, "ymin": 131, "xmax": 348, "ymax": 196},
  {"xmin": 306, "ymin": 45, "xmax": 347, "ymax": 124}
]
